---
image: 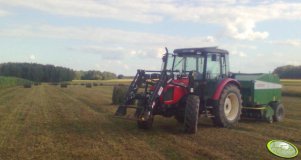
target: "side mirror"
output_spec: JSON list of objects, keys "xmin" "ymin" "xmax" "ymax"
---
[{"xmin": 211, "ymin": 54, "xmax": 217, "ymax": 61}]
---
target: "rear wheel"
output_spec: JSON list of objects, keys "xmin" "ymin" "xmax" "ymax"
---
[
  {"xmin": 271, "ymin": 102, "xmax": 285, "ymax": 122},
  {"xmin": 184, "ymin": 95, "xmax": 200, "ymax": 133},
  {"xmin": 212, "ymin": 84, "xmax": 242, "ymax": 128}
]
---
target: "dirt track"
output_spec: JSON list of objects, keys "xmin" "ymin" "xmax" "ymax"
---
[{"xmin": 0, "ymin": 85, "xmax": 300, "ymax": 160}]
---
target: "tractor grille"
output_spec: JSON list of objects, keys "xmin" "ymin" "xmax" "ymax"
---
[{"xmin": 164, "ymin": 88, "xmax": 174, "ymax": 101}]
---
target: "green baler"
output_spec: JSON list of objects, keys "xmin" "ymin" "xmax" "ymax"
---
[{"xmin": 234, "ymin": 73, "xmax": 284, "ymax": 123}]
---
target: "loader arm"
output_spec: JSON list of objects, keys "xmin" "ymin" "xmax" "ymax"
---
[
  {"xmin": 141, "ymin": 49, "xmax": 170, "ymax": 119},
  {"xmin": 115, "ymin": 70, "xmax": 145, "ymax": 116},
  {"xmin": 115, "ymin": 48, "xmax": 171, "ymax": 120}
]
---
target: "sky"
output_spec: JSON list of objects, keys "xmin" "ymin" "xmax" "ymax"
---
[{"xmin": 0, "ymin": 0, "xmax": 301, "ymax": 75}]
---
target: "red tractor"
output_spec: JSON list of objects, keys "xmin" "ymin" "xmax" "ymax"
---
[{"xmin": 115, "ymin": 47, "xmax": 242, "ymax": 133}]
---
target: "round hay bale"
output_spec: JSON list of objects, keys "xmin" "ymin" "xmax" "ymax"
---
[
  {"xmin": 112, "ymin": 85, "xmax": 129, "ymax": 105},
  {"xmin": 23, "ymin": 83, "xmax": 32, "ymax": 88},
  {"xmin": 86, "ymin": 83, "xmax": 92, "ymax": 88},
  {"xmin": 60, "ymin": 83, "xmax": 68, "ymax": 88}
]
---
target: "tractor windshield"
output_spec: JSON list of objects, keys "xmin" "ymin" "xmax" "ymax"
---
[{"xmin": 172, "ymin": 55, "xmax": 205, "ymax": 75}]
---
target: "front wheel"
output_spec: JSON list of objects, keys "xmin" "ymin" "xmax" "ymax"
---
[
  {"xmin": 184, "ymin": 95, "xmax": 200, "ymax": 133},
  {"xmin": 212, "ymin": 84, "xmax": 242, "ymax": 128}
]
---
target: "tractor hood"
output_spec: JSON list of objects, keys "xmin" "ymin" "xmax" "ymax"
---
[
  {"xmin": 148, "ymin": 77, "xmax": 189, "ymax": 105},
  {"xmin": 149, "ymin": 77, "xmax": 189, "ymax": 91}
]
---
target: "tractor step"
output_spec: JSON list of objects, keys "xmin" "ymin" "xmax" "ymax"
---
[
  {"xmin": 201, "ymin": 109, "xmax": 214, "ymax": 118},
  {"xmin": 200, "ymin": 114, "xmax": 214, "ymax": 118}
]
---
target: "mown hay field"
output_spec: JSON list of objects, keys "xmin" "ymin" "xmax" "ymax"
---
[
  {"xmin": 0, "ymin": 76, "xmax": 32, "ymax": 88},
  {"xmin": 0, "ymin": 80, "xmax": 300, "ymax": 160}
]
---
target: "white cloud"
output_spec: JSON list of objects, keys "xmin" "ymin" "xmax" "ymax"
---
[
  {"xmin": 230, "ymin": 52, "xmax": 301, "ymax": 73},
  {"xmin": 0, "ymin": 0, "xmax": 162, "ymax": 23},
  {"xmin": 0, "ymin": 25, "xmax": 216, "ymax": 47},
  {"xmin": 123, "ymin": 64, "xmax": 129, "ymax": 70},
  {"xmin": 231, "ymin": 50, "xmax": 247, "ymax": 57},
  {"xmin": 224, "ymin": 18, "xmax": 269, "ymax": 40},
  {"xmin": 0, "ymin": 9, "xmax": 9, "ymax": 17},
  {"xmin": 0, "ymin": 25, "xmax": 217, "ymax": 59},
  {"xmin": 29, "ymin": 54, "xmax": 36, "ymax": 60},
  {"xmin": 2, "ymin": 1, "xmax": 301, "ymax": 40},
  {"xmin": 270, "ymin": 39, "xmax": 301, "ymax": 47}
]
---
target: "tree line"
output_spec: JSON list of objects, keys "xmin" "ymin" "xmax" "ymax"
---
[
  {"xmin": 0, "ymin": 63, "xmax": 117, "ymax": 82},
  {"xmin": 75, "ymin": 70, "xmax": 116, "ymax": 80},
  {"xmin": 273, "ymin": 65, "xmax": 301, "ymax": 79}
]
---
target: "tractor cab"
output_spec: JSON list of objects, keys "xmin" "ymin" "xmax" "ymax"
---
[
  {"xmin": 167, "ymin": 47, "xmax": 231, "ymax": 100},
  {"xmin": 171, "ymin": 47, "xmax": 229, "ymax": 80}
]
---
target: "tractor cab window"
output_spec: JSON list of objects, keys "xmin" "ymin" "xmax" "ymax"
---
[
  {"xmin": 206, "ymin": 53, "xmax": 221, "ymax": 79},
  {"xmin": 172, "ymin": 55, "xmax": 205, "ymax": 80},
  {"xmin": 173, "ymin": 56, "xmax": 185, "ymax": 73},
  {"xmin": 173, "ymin": 56, "xmax": 199, "ymax": 72},
  {"xmin": 185, "ymin": 57, "xmax": 197, "ymax": 72},
  {"xmin": 166, "ymin": 54, "xmax": 174, "ymax": 71}
]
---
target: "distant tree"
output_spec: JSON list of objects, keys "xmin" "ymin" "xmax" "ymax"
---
[
  {"xmin": 0, "ymin": 62, "xmax": 118, "ymax": 82},
  {"xmin": 117, "ymin": 74, "xmax": 124, "ymax": 79},
  {"xmin": 74, "ymin": 71, "xmax": 84, "ymax": 80},
  {"xmin": 0, "ymin": 62, "xmax": 75, "ymax": 82},
  {"xmin": 273, "ymin": 65, "xmax": 301, "ymax": 79},
  {"xmin": 80, "ymin": 70, "xmax": 116, "ymax": 80}
]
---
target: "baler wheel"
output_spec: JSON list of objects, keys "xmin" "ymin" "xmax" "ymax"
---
[
  {"xmin": 184, "ymin": 95, "xmax": 200, "ymax": 133},
  {"xmin": 271, "ymin": 103, "xmax": 285, "ymax": 122},
  {"xmin": 212, "ymin": 84, "xmax": 242, "ymax": 128}
]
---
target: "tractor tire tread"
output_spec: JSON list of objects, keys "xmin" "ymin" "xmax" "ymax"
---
[{"xmin": 184, "ymin": 95, "xmax": 200, "ymax": 133}]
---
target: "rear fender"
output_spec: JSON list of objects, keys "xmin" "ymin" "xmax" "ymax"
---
[{"xmin": 211, "ymin": 78, "xmax": 240, "ymax": 101}]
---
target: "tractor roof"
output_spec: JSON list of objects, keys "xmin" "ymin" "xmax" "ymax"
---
[{"xmin": 173, "ymin": 47, "xmax": 228, "ymax": 56}]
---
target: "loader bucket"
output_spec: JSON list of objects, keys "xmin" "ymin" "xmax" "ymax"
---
[
  {"xmin": 115, "ymin": 105, "xmax": 127, "ymax": 116},
  {"xmin": 114, "ymin": 105, "xmax": 139, "ymax": 121}
]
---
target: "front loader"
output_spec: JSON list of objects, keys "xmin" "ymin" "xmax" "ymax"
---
[{"xmin": 114, "ymin": 47, "xmax": 284, "ymax": 133}]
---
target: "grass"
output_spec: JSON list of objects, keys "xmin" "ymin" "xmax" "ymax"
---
[
  {"xmin": 0, "ymin": 76, "xmax": 32, "ymax": 88},
  {"xmin": 0, "ymin": 79, "xmax": 300, "ymax": 159}
]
